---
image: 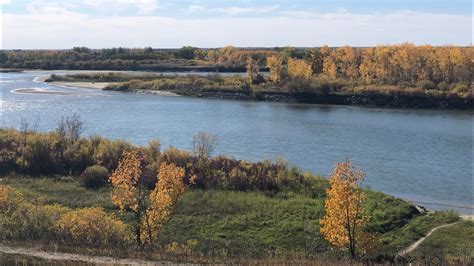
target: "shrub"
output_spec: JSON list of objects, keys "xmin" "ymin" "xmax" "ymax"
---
[
  {"xmin": 0, "ymin": 185, "xmax": 23, "ymax": 213},
  {"xmin": 451, "ymin": 83, "xmax": 469, "ymax": 94},
  {"xmin": 80, "ymin": 165, "xmax": 109, "ymax": 189},
  {"xmin": 417, "ymin": 80, "xmax": 437, "ymax": 90},
  {"xmin": 55, "ymin": 207, "xmax": 129, "ymax": 247},
  {"xmin": 63, "ymin": 140, "xmax": 95, "ymax": 175},
  {"xmin": 22, "ymin": 134, "xmax": 57, "ymax": 175},
  {"xmin": 165, "ymin": 240, "xmax": 199, "ymax": 255},
  {"xmin": 0, "ymin": 185, "xmax": 69, "ymax": 240},
  {"xmin": 93, "ymin": 139, "xmax": 133, "ymax": 171},
  {"xmin": 3, "ymin": 203, "xmax": 69, "ymax": 240},
  {"xmin": 437, "ymin": 81, "xmax": 449, "ymax": 91}
]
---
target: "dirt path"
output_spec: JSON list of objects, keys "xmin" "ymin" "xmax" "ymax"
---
[
  {"xmin": 0, "ymin": 244, "xmax": 164, "ymax": 265},
  {"xmin": 397, "ymin": 221, "xmax": 460, "ymax": 257}
]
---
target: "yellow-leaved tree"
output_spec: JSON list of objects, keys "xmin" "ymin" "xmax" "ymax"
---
[
  {"xmin": 287, "ymin": 58, "xmax": 313, "ymax": 80},
  {"xmin": 141, "ymin": 162, "xmax": 190, "ymax": 244},
  {"xmin": 320, "ymin": 161, "xmax": 375, "ymax": 259},
  {"xmin": 109, "ymin": 151, "xmax": 190, "ymax": 246},
  {"xmin": 246, "ymin": 57, "xmax": 259, "ymax": 85},
  {"xmin": 266, "ymin": 55, "xmax": 283, "ymax": 82}
]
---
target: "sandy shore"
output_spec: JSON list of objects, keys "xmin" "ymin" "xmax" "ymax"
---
[
  {"xmin": 134, "ymin": 89, "xmax": 180, "ymax": 97},
  {"xmin": 50, "ymin": 81, "xmax": 180, "ymax": 96},
  {"xmin": 460, "ymin": 214, "xmax": 474, "ymax": 221},
  {"xmin": 12, "ymin": 88, "xmax": 73, "ymax": 95},
  {"xmin": 49, "ymin": 81, "xmax": 112, "ymax": 90},
  {"xmin": 38, "ymin": 76, "xmax": 179, "ymax": 96},
  {"xmin": 34, "ymin": 75, "xmax": 112, "ymax": 89}
]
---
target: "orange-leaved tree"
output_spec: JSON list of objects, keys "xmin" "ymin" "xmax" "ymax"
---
[
  {"xmin": 109, "ymin": 151, "xmax": 190, "ymax": 246},
  {"xmin": 320, "ymin": 161, "xmax": 374, "ymax": 259}
]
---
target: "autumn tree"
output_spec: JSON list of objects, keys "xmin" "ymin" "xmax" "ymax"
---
[
  {"xmin": 320, "ymin": 161, "xmax": 374, "ymax": 259},
  {"xmin": 336, "ymin": 46, "xmax": 360, "ymax": 83},
  {"xmin": 141, "ymin": 162, "xmax": 193, "ymax": 244},
  {"xmin": 266, "ymin": 55, "xmax": 283, "ymax": 82},
  {"xmin": 246, "ymin": 57, "xmax": 260, "ymax": 84},
  {"xmin": 305, "ymin": 48, "xmax": 324, "ymax": 75},
  {"xmin": 192, "ymin": 131, "xmax": 217, "ymax": 159},
  {"xmin": 109, "ymin": 151, "xmax": 145, "ymax": 244},
  {"xmin": 359, "ymin": 48, "xmax": 377, "ymax": 84},
  {"xmin": 287, "ymin": 58, "xmax": 313, "ymax": 80},
  {"xmin": 56, "ymin": 113, "xmax": 84, "ymax": 144},
  {"xmin": 280, "ymin": 46, "xmax": 297, "ymax": 64},
  {"xmin": 322, "ymin": 51, "xmax": 338, "ymax": 79},
  {"xmin": 109, "ymin": 151, "xmax": 189, "ymax": 246},
  {"xmin": 217, "ymin": 46, "xmax": 238, "ymax": 65}
]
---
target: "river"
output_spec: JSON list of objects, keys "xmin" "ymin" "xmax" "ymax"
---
[{"xmin": 1, "ymin": 71, "xmax": 472, "ymax": 213}]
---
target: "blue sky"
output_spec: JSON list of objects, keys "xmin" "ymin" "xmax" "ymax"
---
[{"xmin": 1, "ymin": 0, "xmax": 472, "ymax": 48}]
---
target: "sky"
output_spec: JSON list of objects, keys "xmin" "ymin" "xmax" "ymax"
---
[{"xmin": 0, "ymin": 0, "xmax": 472, "ymax": 49}]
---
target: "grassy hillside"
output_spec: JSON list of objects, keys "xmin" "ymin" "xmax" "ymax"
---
[
  {"xmin": 409, "ymin": 221, "xmax": 474, "ymax": 264},
  {"xmin": 0, "ymin": 176, "xmax": 464, "ymax": 263},
  {"xmin": 0, "ymin": 128, "xmax": 470, "ymax": 263}
]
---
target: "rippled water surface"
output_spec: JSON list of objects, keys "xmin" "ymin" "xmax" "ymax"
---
[{"xmin": 1, "ymin": 71, "xmax": 472, "ymax": 213}]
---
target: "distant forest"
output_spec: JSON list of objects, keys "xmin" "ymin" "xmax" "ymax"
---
[{"xmin": 1, "ymin": 45, "xmax": 472, "ymax": 87}]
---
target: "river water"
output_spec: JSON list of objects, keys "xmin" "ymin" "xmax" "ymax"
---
[{"xmin": 1, "ymin": 71, "xmax": 472, "ymax": 213}]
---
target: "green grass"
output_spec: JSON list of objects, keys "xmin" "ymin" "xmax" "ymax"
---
[
  {"xmin": 410, "ymin": 221, "xmax": 474, "ymax": 264},
  {"xmin": 2, "ymin": 177, "xmax": 114, "ymax": 210},
  {"xmin": 378, "ymin": 210, "xmax": 460, "ymax": 255},
  {"xmin": 1, "ymin": 175, "xmax": 468, "ymax": 261},
  {"xmin": 159, "ymin": 189, "xmax": 327, "ymax": 257}
]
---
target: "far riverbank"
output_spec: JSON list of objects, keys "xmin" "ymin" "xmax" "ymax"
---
[{"xmin": 44, "ymin": 72, "xmax": 473, "ymax": 110}]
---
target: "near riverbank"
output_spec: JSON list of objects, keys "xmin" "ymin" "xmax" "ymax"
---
[{"xmin": 1, "ymin": 127, "xmax": 472, "ymax": 264}]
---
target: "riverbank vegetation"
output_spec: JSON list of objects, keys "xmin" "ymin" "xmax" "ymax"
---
[
  {"xmin": 39, "ymin": 44, "xmax": 473, "ymax": 109},
  {"xmin": 0, "ymin": 116, "xmax": 471, "ymax": 264}
]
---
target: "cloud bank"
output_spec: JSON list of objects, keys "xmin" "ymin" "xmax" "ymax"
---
[{"xmin": 1, "ymin": 9, "xmax": 472, "ymax": 49}]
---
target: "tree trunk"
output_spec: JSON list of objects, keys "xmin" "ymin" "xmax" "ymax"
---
[{"xmin": 135, "ymin": 210, "xmax": 142, "ymax": 246}]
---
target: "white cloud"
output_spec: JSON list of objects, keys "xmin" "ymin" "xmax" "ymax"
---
[
  {"xmin": 0, "ymin": 0, "xmax": 11, "ymax": 4},
  {"xmin": 279, "ymin": 11, "xmax": 319, "ymax": 18},
  {"xmin": 83, "ymin": 0, "xmax": 158, "ymax": 14},
  {"xmin": 213, "ymin": 5, "xmax": 280, "ymax": 16},
  {"xmin": 2, "ymin": 11, "xmax": 471, "ymax": 49},
  {"xmin": 26, "ymin": 3, "xmax": 81, "ymax": 16},
  {"xmin": 188, "ymin": 5, "xmax": 204, "ymax": 13}
]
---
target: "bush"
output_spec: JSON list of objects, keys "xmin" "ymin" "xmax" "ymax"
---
[
  {"xmin": 437, "ymin": 81, "xmax": 449, "ymax": 91},
  {"xmin": 55, "ymin": 207, "xmax": 129, "ymax": 247},
  {"xmin": 417, "ymin": 80, "xmax": 437, "ymax": 90},
  {"xmin": 93, "ymin": 139, "xmax": 133, "ymax": 171},
  {"xmin": 0, "ymin": 185, "xmax": 23, "ymax": 214},
  {"xmin": 3, "ymin": 203, "xmax": 69, "ymax": 240},
  {"xmin": 0, "ymin": 185, "xmax": 69, "ymax": 240},
  {"xmin": 1, "ymin": 185, "xmax": 128, "ymax": 246},
  {"xmin": 451, "ymin": 83, "xmax": 469, "ymax": 94},
  {"xmin": 80, "ymin": 165, "xmax": 109, "ymax": 189}
]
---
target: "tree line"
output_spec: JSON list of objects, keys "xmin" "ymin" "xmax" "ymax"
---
[{"xmin": 2, "ymin": 44, "xmax": 472, "ymax": 88}]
